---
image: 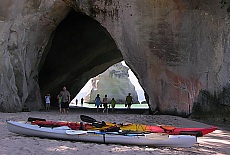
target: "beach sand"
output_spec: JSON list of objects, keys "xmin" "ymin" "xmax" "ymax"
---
[{"xmin": 1, "ymin": 108, "xmax": 229, "ymax": 155}]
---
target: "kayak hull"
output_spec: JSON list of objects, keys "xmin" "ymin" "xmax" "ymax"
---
[{"xmin": 7, "ymin": 121, "xmax": 196, "ymax": 148}]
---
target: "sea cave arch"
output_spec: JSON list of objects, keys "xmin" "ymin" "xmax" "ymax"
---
[
  {"xmin": 1, "ymin": 0, "xmax": 229, "ymax": 118},
  {"xmin": 38, "ymin": 10, "xmax": 132, "ymax": 106}
]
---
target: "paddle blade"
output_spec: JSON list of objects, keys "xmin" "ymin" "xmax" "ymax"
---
[
  {"xmin": 28, "ymin": 117, "xmax": 46, "ymax": 122},
  {"xmin": 92, "ymin": 121, "xmax": 107, "ymax": 128},
  {"xmin": 80, "ymin": 115, "xmax": 107, "ymax": 128},
  {"xmin": 80, "ymin": 115, "xmax": 97, "ymax": 123},
  {"xmin": 66, "ymin": 130, "xmax": 87, "ymax": 135}
]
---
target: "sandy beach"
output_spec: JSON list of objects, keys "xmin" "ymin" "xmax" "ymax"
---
[{"xmin": 1, "ymin": 108, "xmax": 229, "ymax": 155}]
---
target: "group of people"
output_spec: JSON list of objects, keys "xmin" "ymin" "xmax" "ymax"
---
[
  {"xmin": 45, "ymin": 86, "xmax": 71, "ymax": 114},
  {"xmin": 94, "ymin": 93, "xmax": 133, "ymax": 114},
  {"xmin": 45, "ymin": 86, "xmax": 133, "ymax": 114},
  {"xmin": 75, "ymin": 98, "xmax": 84, "ymax": 107}
]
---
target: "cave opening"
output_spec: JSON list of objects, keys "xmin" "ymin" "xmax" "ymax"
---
[
  {"xmin": 38, "ymin": 9, "xmax": 148, "ymax": 109},
  {"xmin": 38, "ymin": 9, "xmax": 123, "ymax": 106},
  {"xmin": 71, "ymin": 60, "xmax": 147, "ymax": 109}
]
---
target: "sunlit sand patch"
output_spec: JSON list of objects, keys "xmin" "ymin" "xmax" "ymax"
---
[
  {"xmin": 198, "ymin": 138, "xmax": 230, "ymax": 145},
  {"xmin": 198, "ymin": 129, "xmax": 230, "ymax": 145},
  {"xmin": 111, "ymin": 146, "xmax": 144, "ymax": 152},
  {"xmin": 46, "ymin": 145, "xmax": 78, "ymax": 152},
  {"xmin": 0, "ymin": 122, "xmax": 6, "ymax": 125}
]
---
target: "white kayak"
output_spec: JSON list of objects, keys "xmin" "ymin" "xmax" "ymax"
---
[{"xmin": 7, "ymin": 120, "xmax": 196, "ymax": 147}]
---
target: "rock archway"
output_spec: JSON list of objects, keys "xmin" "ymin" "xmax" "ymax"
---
[
  {"xmin": 38, "ymin": 10, "xmax": 123, "ymax": 105},
  {"xmin": 1, "ymin": 0, "xmax": 230, "ymax": 117}
]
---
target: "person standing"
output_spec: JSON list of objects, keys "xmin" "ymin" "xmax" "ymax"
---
[
  {"xmin": 95, "ymin": 94, "xmax": 101, "ymax": 112},
  {"xmin": 59, "ymin": 86, "xmax": 71, "ymax": 114},
  {"xmin": 76, "ymin": 98, "xmax": 78, "ymax": 105},
  {"xmin": 57, "ymin": 94, "xmax": 62, "ymax": 113},
  {"xmin": 81, "ymin": 98, "xmax": 84, "ymax": 106},
  {"xmin": 45, "ymin": 94, "xmax": 51, "ymax": 111},
  {"xmin": 110, "ymin": 98, "xmax": 116, "ymax": 112},
  {"xmin": 125, "ymin": 93, "xmax": 133, "ymax": 109},
  {"xmin": 102, "ymin": 95, "xmax": 108, "ymax": 114}
]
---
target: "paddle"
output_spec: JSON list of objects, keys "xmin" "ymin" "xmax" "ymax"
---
[
  {"xmin": 80, "ymin": 115, "xmax": 106, "ymax": 128},
  {"xmin": 66, "ymin": 130, "xmax": 88, "ymax": 135},
  {"xmin": 122, "ymin": 133, "xmax": 169, "ymax": 140},
  {"xmin": 65, "ymin": 129, "xmax": 169, "ymax": 140},
  {"xmin": 179, "ymin": 131, "xmax": 203, "ymax": 137},
  {"xmin": 79, "ymin": 115, "xmax": 169, "ymax": 140},
  {"xmin": 28, "ymin": 117, "xmax": 46, "ymax": 122},
  {"xmin": 37, "ymin": 124, "xmax": 60, "ymax": 128},
  {"xmin": 65, "ymin": 130, "xmax": 105, "ymax": 135},
  {"xmin": 80, "ymin": 115, "xmax": 97, "ymax": 123}
]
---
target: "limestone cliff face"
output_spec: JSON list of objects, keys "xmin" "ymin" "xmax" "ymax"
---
[
  {"xmin": 0, "ymin": 0, "xmax": 122, "ymax": 112},
  {"xmin": 0, "ymin": 0, "xmax": 230, "ymax": 116},
  {"xmin": 0, "ymin": 0, "xmax": 70, "ymax": 112},
  {"xmin": 85, "ymin": 62, "xmax": 139, "ymax": 103},
  {"xmin": 74, "ymin": 0, "xmax": 230, "ymax": 115}
]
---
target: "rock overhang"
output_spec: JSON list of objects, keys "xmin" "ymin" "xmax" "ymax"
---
[{"xmin": 1, "ymin": 0, "xmax": 230, "ymax": 117}]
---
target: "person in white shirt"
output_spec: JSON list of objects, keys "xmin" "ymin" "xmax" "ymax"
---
[{"xmin": 45, "ymin": 94, "xmax": 51, "ymax": 111}]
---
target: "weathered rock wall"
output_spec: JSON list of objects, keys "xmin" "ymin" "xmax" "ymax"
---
[
  {"xmin": 0, "ymin": 0, "xmax": 230, "ymax": 115},
  {"xmin": 0, "ymin": 0, "xmax": 70, "ymax": 112},
  {"xmin": 75, "ymin": 0, "xmax": 230, "ymax": 115}
]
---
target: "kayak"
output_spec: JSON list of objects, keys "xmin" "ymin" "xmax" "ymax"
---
[
  {"xmin": 6, "ymin": 120, "xmax": 196, "ymax": 148},
  {"xmin": 146, "ymin": 125, "xmax": 217, "ymax": 136},
  {"xmin": 28, "ymin": 116, "xmax": 217, "ymax": 137},
  {"xmin": 117, "ymin": 123, "xmax": 217, "ymax": 137},
  {"xmin": 79, "ymin": 115, "xmax": 217, "ymax": 137}
]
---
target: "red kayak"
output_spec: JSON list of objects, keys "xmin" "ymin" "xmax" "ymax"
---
[{"xmin": 146, "ymin": 125, "xmax": 217, "ymax": 137}]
